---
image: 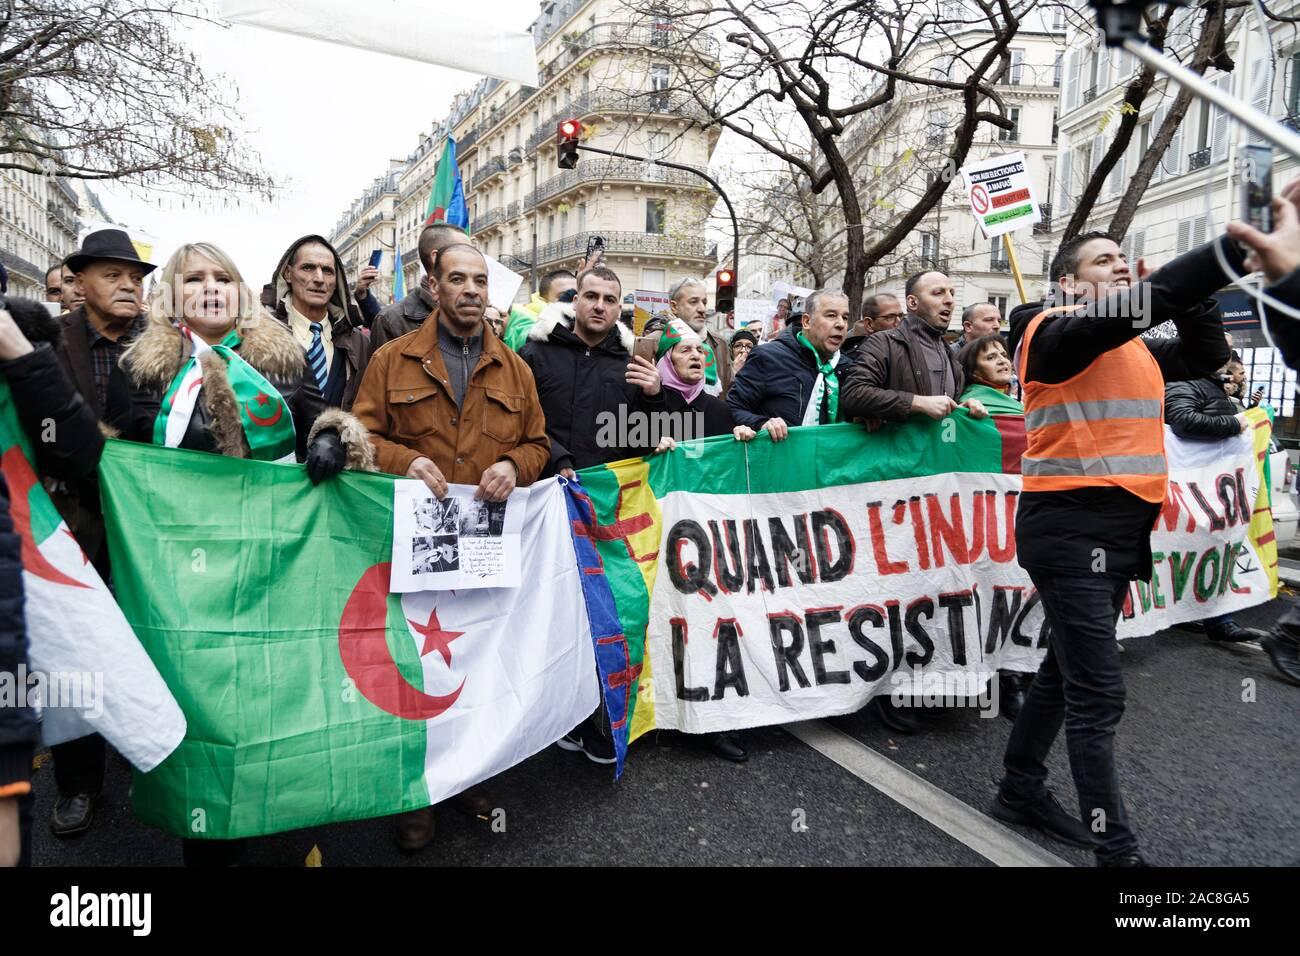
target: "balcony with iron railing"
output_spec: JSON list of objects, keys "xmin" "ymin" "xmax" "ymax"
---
[
  {"xmin": 401, "ymin": 248, "xmax": 419, "ymax": 269},
  {"xmin": 1083, "ymin": 86, "xmax": 1097, "ymax": 104},
  {"xmin": 506, "ymin": 199, "xmax": 522, "ymax": 220},
  {"xmin": 990, "ymin": 258, "xmax": 1012, "ymax": 273},
  {"xmin": 525, "ymin": 90, "xmax": 712, "ymax": 153},
  {"xmin": 1187, "ymin": 147, "xmax": 1212, "ymax": 172},
  {"xmin": 470, "ymin": 207, "xmax": 506, "ymax": 234},
  {"xmin": 457, "ymin": 125, "xmax": 480, "ymax": 154},
  {"xmin": 1033, "ymin": 203, "xmax": 1052, "ymax": 234},
  {"xmin": 538, "ymin": 21, "xmax": 719, "ymax": 86},
  {"xmin": 535, "ymin": 230, "xmax": 715, "ymax": 266},
  {"xmin": 471, "ymin": 156, "xmax": 507, "ymax": 190},
  {"xmin": 526, "ymin": 158, "xmax": 710, "ymax": 207}
]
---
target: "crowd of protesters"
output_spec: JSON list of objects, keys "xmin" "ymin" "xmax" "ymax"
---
[{"xmin": 5, "ymin": 177, "xmax": 1300, "ymax": 868}]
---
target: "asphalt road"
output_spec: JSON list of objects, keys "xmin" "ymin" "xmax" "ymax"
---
[{"xmin": 30, "ymin": 597, "xmax": 1300, "ymax": 867}]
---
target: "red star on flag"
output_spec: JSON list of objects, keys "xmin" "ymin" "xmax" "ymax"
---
[{"xmin": 409, "ymin": 608, "xmax": 464, "ymax": 666}]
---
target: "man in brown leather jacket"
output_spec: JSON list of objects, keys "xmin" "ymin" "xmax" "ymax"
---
[{"xmin": 351, "ymin": 243, "xmax": 549, "ymax": 852}]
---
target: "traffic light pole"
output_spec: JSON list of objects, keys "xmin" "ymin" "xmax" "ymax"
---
[{"xmin": 576, "ymin": 144, "xmax": 739, "ymax": 289}]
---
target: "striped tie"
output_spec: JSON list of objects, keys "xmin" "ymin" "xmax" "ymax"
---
[{"xmin": 306, "ymin": 322, "xmax": 328, "ymax": 393}]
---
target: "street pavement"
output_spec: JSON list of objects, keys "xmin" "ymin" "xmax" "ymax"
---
[{"xmin": 30, "ymin": 597, "xmax": 1300, "ymax": 867}]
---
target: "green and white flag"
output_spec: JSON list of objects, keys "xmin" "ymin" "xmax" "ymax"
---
[{"xmin": 100, "ymin": 441, "xmax": 599, "ymax": 840}]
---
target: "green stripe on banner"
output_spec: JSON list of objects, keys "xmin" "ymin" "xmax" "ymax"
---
[
  {"xmin": 982, "ymin": 205, "xmax": 1034, "ymax": 228},
  {"xmin": 642, "ymin": 414, "xmax": 1004, "ymax": 497}
]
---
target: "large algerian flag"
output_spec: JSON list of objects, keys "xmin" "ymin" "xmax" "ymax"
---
[
  {"xmin": 99, "ymin": 442, "xmax": 601, "ymax": 840},
  {"xmin": 576, "ymin": 410, "xmax": 1277, "ymax": 744},
  {"xmin": 0, "ymin": 381, "xmax": 184, "ymax": 770}
]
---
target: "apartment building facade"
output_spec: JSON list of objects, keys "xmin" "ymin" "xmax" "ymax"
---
[
  {"xmin": 0, "ymin": 163, "xmax": 79, "ymax": 298},
  {"xmin": 378, "ymin": 0, "xmax": 722, "ymax": 305},
  {"xmin": 329, "ymin": 160, "xmax": 404, "ymax": 304}
]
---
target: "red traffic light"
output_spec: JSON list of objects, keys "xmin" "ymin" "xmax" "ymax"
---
[
  {"xmin": 717, "ymin": 269, "xmax": 734, "ymax": 285},
  {"xmin": 557, "ymin": 119, "xmax": 581, "ymax": 169}
]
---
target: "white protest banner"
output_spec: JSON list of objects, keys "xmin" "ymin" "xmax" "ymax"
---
[
  {"xmin": 962, "ymin": 150, "xmax": 1041, "ymax": 238},
  {"xmin": 578, "ymin": 411, "xmax": 1279, "ymax": 738}
]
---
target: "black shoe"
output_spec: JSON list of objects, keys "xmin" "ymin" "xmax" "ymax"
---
[
  {"xmin": 990, "ymin": 788, "xmax": 1096, "ymax": 849},
  {"xmin": 708, "ymin": 732, "xmax": 748, "ymax": 763},
  {"xmin": 1262, "ymin": 633, "xmax": 1300, "ymax": 686},
  {"xmin": 1098, "ymin": 852, "xmax": 1150, "ymax": 867},
  {"xmin": 1206, "ymin": 621, "xmax": 1266, "ymax": 644},
  {"xmin": 50, "ymin": 793, "xmax": 97, "ymax": 838},
  {"xmin": 556, "ymin": 729, "xmax": 617, "ymax": 765},
  {"xmin": 868, "ymin": 696, "xmax": 920, "ymax": 734},
  {"xmin": 1176, "ymin": 620, "xmax": 1205, "ymax": 634},
  {"xmin": 998, "ymin": 672, "xmax": 1031, "ymax": 722}
]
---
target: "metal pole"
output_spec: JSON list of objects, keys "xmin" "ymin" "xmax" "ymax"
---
[
  {"xmin": 530, "ymin": 152, "xmax": 539, "ymax": 294},
  {"xmin": 576, "ymin": 144, "xmax": 740, "ymax": 281},
  {"xmin": 1122, "ymin": 37, "xmax": 1300, "ymax": 160}
]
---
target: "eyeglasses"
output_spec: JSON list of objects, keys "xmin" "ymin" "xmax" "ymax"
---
[{"xmin": 875, "ymin": 312, "xmax": 905, "ymax": 322}]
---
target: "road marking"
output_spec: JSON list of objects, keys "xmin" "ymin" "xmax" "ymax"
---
[{"xmin": 784, "ymin": 719, "xmax": 1072, "ymax": 867}]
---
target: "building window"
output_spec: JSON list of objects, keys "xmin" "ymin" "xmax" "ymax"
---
[
  {"xmin": 920, "ymin": 232, "xmax": 938, "ymax": 259},
  {"xmin": 989, "ymin": 294, "xmax": 1009, "ymax": 314},
  {"xmin": 991, "ymin": 237, "xmax": 1009, "ymax": 270},
  {"xmin": 642, "ymin": 267, "xmax": 666, "ymax": 291},
  {"xmin": 1053, "ymin": 53, "xmax": 1062, "ymax": 87},
  {"xmin": 577, "ymin": 202, "xmax": 586, "ymax": 232},
  {"xmin": 999, "ymin": 107, "xmax": 1021, "ymax": 142},
  {"xmin": 1051, "ymin": 108, "xmax": 1058, "ymax": 144},
  {"xmin": 1052, "ymin": 7, "xmax": 1066, "ymax": 30},
  {"xmin": 547, "ymin": 214, "xmax": 555, "ymax": 244},
  {"xmin": 650, "ymin": 63, "xmax": 670, "ymax": 109},
  {"xmin": 646, "ymin": 198, "xmax": 667, "ymax": 234},
  {"xmin": 1009, "ymin": 49, "xmax": 1024, "ymax": 85},
  {"xmin": 650, "ymin": 131, "xmax": 667, "ymax": 156}
]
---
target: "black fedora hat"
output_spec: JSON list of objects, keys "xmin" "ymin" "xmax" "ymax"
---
[{"xmin": 66, "ymin": 229, "xmax": 156, "ymax": 275}]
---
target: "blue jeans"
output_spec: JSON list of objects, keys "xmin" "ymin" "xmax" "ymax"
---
[{"xmin": 1002, "ymin": 570, "xmax": 1139, "ymax": 862}]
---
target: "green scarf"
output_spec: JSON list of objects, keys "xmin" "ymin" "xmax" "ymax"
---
[
  {"xmin": 797, "ymin": 330, "xmax": 840, "ymax": 425},
  {"xmin": 153, "ymin": 328, "xmax": 297, "ymax": 462}
]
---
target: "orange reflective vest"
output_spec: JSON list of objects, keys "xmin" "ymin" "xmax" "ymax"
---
[{"xmin": 1018, "ymin": 306, "xmax": 1168, "ymax": 504}]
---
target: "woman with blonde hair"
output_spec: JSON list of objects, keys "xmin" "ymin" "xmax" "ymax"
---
[{"xmin": 120, "ymin": 242, "xmax": 372, "ymax": 478}]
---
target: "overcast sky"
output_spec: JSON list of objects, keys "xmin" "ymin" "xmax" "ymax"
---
[{"xmin": 98, "ymin": 0, "xmax": 540, "ymax": 287}]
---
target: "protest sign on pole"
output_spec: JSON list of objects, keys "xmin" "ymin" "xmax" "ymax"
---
[
  {"xmin": 733, "ymin": 298, "xmax": 774, "ymax": 336},
  {"xmin": 962, "ymin": 150, "xmax": 1040, "ymax": 304}
]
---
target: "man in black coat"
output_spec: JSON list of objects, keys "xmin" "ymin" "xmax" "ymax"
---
[
  {"xmin": 519, "ymin": 266, "xmax": 665, "ymax": 479},
  {"xmin": 519, "ymin": 265, "xmax": 663, "ymax": 765},
  {"xmin": 726, "ymin": 290, "xmax": 851, "ymax": 438},
  {"xmin": 49, "ymin": 229, "xmax": 152, "ymax": 837},
  {"xmin": 0, "ymin": 296, "xmax": 110, "ymax": 858}
]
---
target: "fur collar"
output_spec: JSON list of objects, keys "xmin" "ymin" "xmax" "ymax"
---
[
  {"xmin": 123, "ymin": 315, "xmax": 306, "ymax": 391},
  {"xmin": 528, "ymin": 300, "xmax": 634, "ymax": 353}
]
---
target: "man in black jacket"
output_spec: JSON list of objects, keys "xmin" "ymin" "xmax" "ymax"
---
[
  {"xmin": 519, "ymin": 266, "xmax": 664, "ymax": 480},
  {"xmin": 726, "ymin": 291, "xmax": 851, "ymax": 438},
  {"xmin": 0, "ymin": 296, "xmax": 109, "ymax": 860},
  {"xmin": 995, "ymin": 232, "xmax": 1233, "ymax": 865},
  {"xmin": 519, "ymin": 265, "xmax": 663, "ymax": 764}
]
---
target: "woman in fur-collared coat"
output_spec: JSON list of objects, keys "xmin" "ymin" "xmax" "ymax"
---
[
  {"xmin": 118, "ymin": 243, "xmax": 374, "ymax": 867},
  {"xmin": 119, "ymin": 242, "xmax": 373, "ymax": 479}
]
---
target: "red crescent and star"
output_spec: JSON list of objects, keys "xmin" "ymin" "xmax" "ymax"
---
[
  {"xmin": 337, "ymin": 562, "xmax": 464, "ymax": 720},
  {"xmin": 245, "ymin": 391, "xmax": 284, "ymax": 427}
]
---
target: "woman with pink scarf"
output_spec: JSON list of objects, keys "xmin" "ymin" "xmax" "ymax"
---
[
  {"xmin": 653, "ymin": 320, "xmax": 755, "ymax": 763},
  {"xmin": 653, "ymin": 319, "xmax": 755, "ymax": 451}
]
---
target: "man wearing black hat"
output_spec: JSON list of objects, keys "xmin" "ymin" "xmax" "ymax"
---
[{"xmin": 46, "ymin": 228, "xmax": 155, "ymax": 838}]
